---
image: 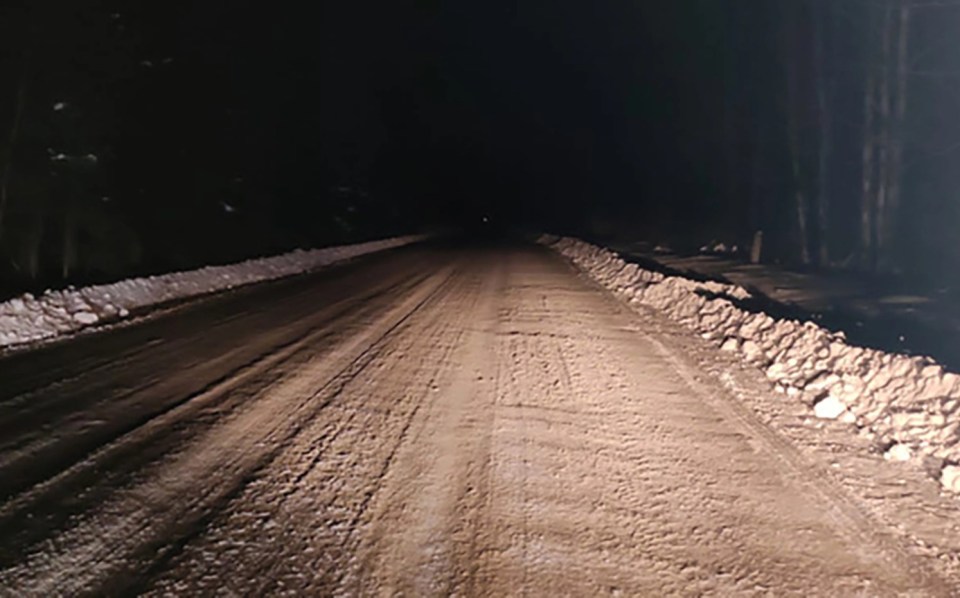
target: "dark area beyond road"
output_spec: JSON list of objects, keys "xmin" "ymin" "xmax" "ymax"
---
[{"xmin": 0, "ymin": 242, "xmax": 956, "ymax": 596}]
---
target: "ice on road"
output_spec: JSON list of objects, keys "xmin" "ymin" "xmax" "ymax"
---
[{"xmin": 0, "ymin": 243, "xmax": 956, "ymax": 596}]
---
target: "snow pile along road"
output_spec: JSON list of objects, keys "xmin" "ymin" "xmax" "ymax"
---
[
  {"xmin": 0, "ymin": 235, "xmax": 428, "ymax": 350},
  {"xmin": 541, "ymin": 235, "xmax": 960, "ymax": 493}
]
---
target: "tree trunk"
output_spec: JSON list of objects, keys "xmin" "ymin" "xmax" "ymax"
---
[
  {"xmin": 817, "ymin": 97, "xmax": 833, "ymax": 267},
  {"xmin": 749, "ymin": 124, "xmax": 766, "ymax": 239},
  {"xmin": 785, "ymin": 15, "xmax": 811, "ymax": 266},
  {"xmin": 874, "ymin": 0, "xmax": 895, "ymax": 271},
  {"xmin": 861, "ymin": 67, "xmax": 876, "ymax": 269},
  {"xmin": 722, "ymin": 4, "xmax": 741, "ymax": 228},
  {"xmin": 791, "ymin": 175, "xmax": 811, "ymax": 266},
  {"xmin": 750, "ymin": 230, "xmax": 764, "ymax": 265},
  {"xmin": 881, "ymin": 1, "xmax": 911, "ymax": 271},
  {"xmin": 814, "ymin": 1, "xmax": 833, "ymax": 267},
  {"xmin": 25, "ymin": 206, "xmax": 44, "ymax": 280},
  {"xmin": 62, "ymin": 202, "xmax": 77, "ymax": 279},
  {"xmin": 0, "ymin": 82, "xmax": 27, "ymax": 241}
]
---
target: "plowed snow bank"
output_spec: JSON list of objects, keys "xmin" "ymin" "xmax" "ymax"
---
[
  {"xmin": 541, "ymin": 235, "xmax": 960, "ymax": 493},
  {"xmin": 0, "ymin": 235, "xmax": 428, "ymax": 349}
]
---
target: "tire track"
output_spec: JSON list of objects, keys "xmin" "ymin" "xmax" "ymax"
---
[
  {"xmin": 0, "ymin": 269, "xmax": 433, "ymax": 568},
  {"xmin": 0, "ymin": 265, "xmax": 456, "ymax": 596},
  {"xmin": 0, "ymin": 266, "xmax": 433, "ymax": 506},
  {"xmin": 140, "ymin": 261, "xmax": 477, "ymax": 596},
  {"xmin": 345, "ymin": 254, "xmax": 504, "ymax": 596}
]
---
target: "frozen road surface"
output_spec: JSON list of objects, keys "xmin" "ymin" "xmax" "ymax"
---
[{"xmin": 0, "ymin": 242, "xmax": 956, "ymax": 596}]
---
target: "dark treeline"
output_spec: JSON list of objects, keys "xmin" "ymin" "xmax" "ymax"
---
[
  {"xmin": 0, "ymin": 1, "xmax": 426, "ymax": 295},
  {"xmin": 4, "ymin": 1, "xmax": 960, "ymax": 294},
  {"xmin": 712, "ymin": 0, "xmax": 960, "ymax": 280}
]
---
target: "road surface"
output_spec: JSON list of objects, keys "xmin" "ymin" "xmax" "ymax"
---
[{"xmin": 0, "ymin": 241, "xmax": 955, "ymax": 596}]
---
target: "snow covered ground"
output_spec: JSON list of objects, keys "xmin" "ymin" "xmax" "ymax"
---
[
  {"xmin": 0, "ymin": 235, "xmax": 428, "ymax": 350},
  {"xmin": 541, "ymin": 235, "xmax": 960, "ymax": 494}
]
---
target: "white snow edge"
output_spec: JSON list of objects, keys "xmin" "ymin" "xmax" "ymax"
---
[
  {"xmin": 0, "ymin": 235, "xmax": 429, "ymax": 350},
  {"xmin": 540, "ymin": 235, "xmax": 960, "ymax": 493}
]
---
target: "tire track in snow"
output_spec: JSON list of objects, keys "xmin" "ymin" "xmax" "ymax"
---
[
  {"xmin": 0, "ymin": 264, "xmax": 432, "ymax": 507},
  {"xmin": 0, "ymin": 265, "xmax": 457, "ymax": 596},
  {"xmin": 140, "ymin": 261, "xmax": 478, "ymax": 596},
  {"xmin": 0, "ymin": 268, "xmax": 433, "ymax": 563},
  {"xmin": 347, "ymin": 254, "xmax": 504, "ymax": 596}
]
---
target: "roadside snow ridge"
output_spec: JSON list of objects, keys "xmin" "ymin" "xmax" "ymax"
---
[
  {"xmin": 0, "ymin": 235, "xmax": 428, "ymax": 350},
  {"xmin": 541, "ymin": 235, "xmax": 960, "ymax": 494}
]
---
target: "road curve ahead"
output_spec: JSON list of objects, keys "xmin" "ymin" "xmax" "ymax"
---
[{"xmin": 0, "ymin": 241, "xmax": 953, "ymax": 596}]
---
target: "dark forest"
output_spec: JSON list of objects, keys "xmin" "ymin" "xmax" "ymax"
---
[{"xmin": 2, "ymin": 1, "xmax": 959, "ymax": 293}]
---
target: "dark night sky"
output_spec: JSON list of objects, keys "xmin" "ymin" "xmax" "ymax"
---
[{"xmin": 172, "ymin": 1, "xmax": 733, "ymax": 231}]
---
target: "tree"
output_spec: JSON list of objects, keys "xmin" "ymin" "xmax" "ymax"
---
[
  {"xmin": 0, "ymin": 1, "xmax": 144, "ymax": 284},
  {"xmin": 783, "ymin": 1, "xmax": 813, "ymax": 266},
  {"xmin": 813, "ymin": 0, "xmax": 836, "ymax": 266},
  {"xmin": 880, "ymin": 0, "xmax": 911, "ymax": 271},
  {"xmin": 858, "ymin": 0, "xmax": 912, "ymax": 272},
  {"xmin": 0, "ymin": 82, "xmax": 26, "ymax": 242}
]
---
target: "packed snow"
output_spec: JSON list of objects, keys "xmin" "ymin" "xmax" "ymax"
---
[
  {"xmin": 541, "ymin": 235, "xmax": 960, "ymax": 493},
  {"xmin": 0, "ymin": 235, "xmax": 428, "ymax": 350}
]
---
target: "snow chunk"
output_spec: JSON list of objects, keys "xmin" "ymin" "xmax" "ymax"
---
[
  {"xmin": 884, "ymin": 444, "xmax": 913, "ymax": 462},
  {"xmin": 941, "ymin": 465, "xmax": 960, "ymax": 493},
  {"xmin": 740, "ymin": 340, "xmax": 764, "ymax": 363},
  {"xmin": 720, "ymin": 337, "xmax": 739, "ymax": 352},
  {"xmin": 73, "ymin": 312, "xmax": 98, "ymax": 325}
]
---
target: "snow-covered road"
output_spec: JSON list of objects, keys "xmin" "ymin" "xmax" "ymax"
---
[{"xmin": 0, "ymin": 242, "xmax": 957, "ymax": 596}]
